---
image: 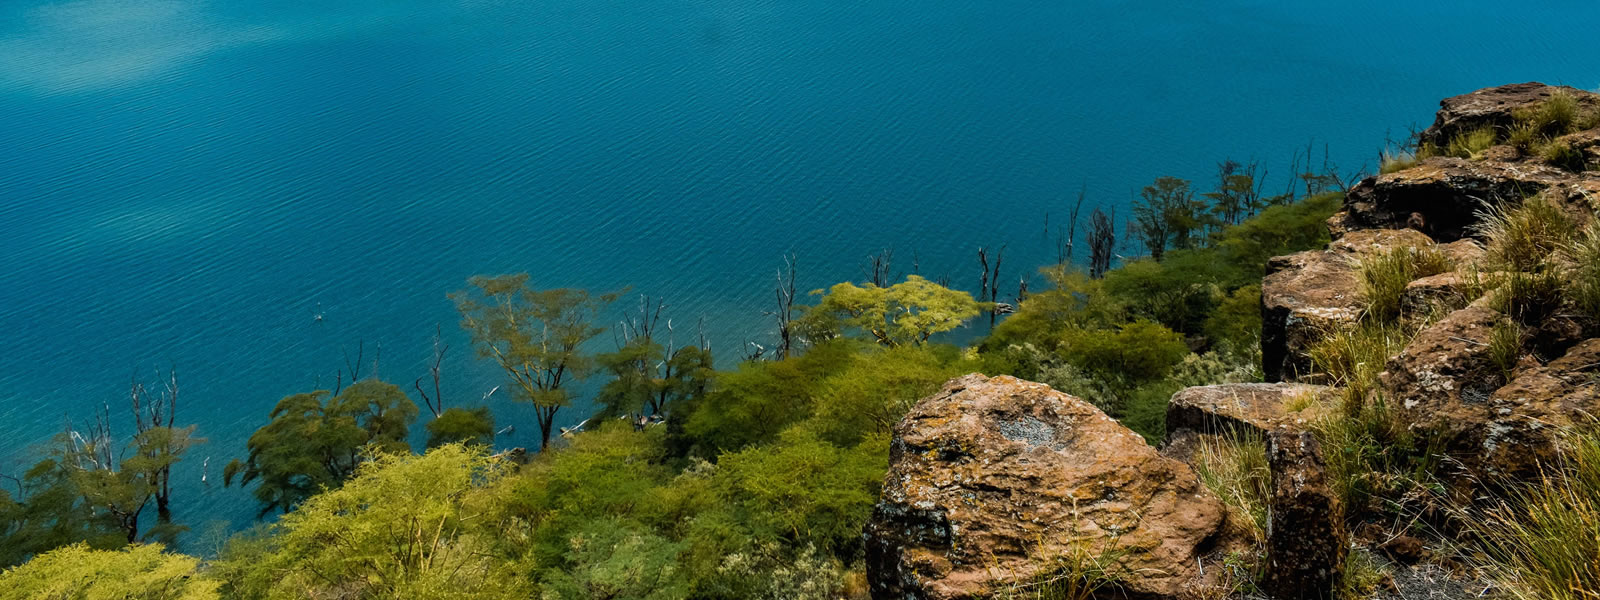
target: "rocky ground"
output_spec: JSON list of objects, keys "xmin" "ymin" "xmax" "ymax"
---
[{"xmin": 863, "ymin": 82, "xmax": 1600, "ymax": 600}]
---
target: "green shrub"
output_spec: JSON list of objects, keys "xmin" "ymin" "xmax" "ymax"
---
[
  {"xmin": 1356, "ymin": 245, "xmax": 1452, "ymax": 323},
  {"xmin": 425, "ymin": 406, "xmax": 496, "ymax": 448},
  {"xmin": 1203, "ymin": 284, "xmax": 1263, "ymax": 359},
  {"xmin": 1060, "ymin": 321, "xmax": 1190, "ymax": 383}
]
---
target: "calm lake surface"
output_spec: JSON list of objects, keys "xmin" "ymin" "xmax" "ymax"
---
[{"xmin": 2, "ymin": 0, "xmax": 1597, "ymax": 535}]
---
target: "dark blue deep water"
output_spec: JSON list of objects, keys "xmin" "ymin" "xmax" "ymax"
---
[{"xmin": 2, "ymin": 0, "xmax": 1598, "ymax": 536}]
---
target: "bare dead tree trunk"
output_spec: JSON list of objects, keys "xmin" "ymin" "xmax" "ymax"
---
[
  {"xmin": 865, "ymin": 248, "xmax": 893, "ymax": 288},
  {"xmin": 977, "ymin": 245, "xmax": 1006, "ymax": 328},
  {"xmin": 768, "ymin": 254, "xmax": 798, "ymax": 359},
  {"xmin": 415, "ymin": 325, "xmax": 449, "ymax": 419},
  {"xmin": 1089, "ymin": 208, "xmax": 1116, "ymax": 279}
]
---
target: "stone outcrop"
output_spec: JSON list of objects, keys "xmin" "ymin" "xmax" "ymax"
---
[
  {"xmin": 1331, "ymin": 157, "xmax": 1573, "ymax": 241},
  {"xmin": 1419, "ymin": 82, "xmax": 1600, "ymax": 149},
  {"xmin": 1477, "ymin": 338, "xmax": 1600, "ymax": 480},
  {"xmin": 1262, "ymin": 430, "xmax": 1345, "ymax": 600},
  {"xmin": 865, "ymin": 374, "xmax": 1235, "ymax": 600},
  {"xmin": 1262, "ymin": 229, "xmax": 1434, "ymax": 382},
  {"xmin": 1164, "ymin": 383, "xmax": 1334, "ymax": 438}
]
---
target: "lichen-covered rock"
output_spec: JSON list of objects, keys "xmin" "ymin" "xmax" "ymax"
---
[
  {"xmin": 1480, "ymin": 338, "xmax": 1600, "ymax": 480},
  {"xmin": 1375, "ymin": 303, "xmax": 1596, "ymax": 483},
  {"xmin": 1383, "ymin": 301, "xmax": 1504, "ymax": 425},
  {"xmin": 1164, "ymin": 383, "xmax": 1334, "ymax": 440},
  {"xmin": 1262, "ymin": 429, "xmax": 1346, "ymax": 600},
  {"xmin": 865, "ymin": 374, "xmax": 1233, "ymax": 600},
  {"xmin": 1419, "ymin": 82, "xmax": 1600, "ymax": 149},
  {"xmin": 1262, "ymin": 229, "xmax": 1433, "ymax": 382}
]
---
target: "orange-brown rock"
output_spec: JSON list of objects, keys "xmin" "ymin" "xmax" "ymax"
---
[
  {"xmin": 865, "ymin": 374, "xmax": 1233, "ymax": 600},
  {"xmin": 1164, "ymin": 383, "xmax": 1334, "ymax": 439},
  {"xmin": 1479, "ymin": 338, "xmax": 1600, "ymax": 480},
  {"xmin": 1262, "ymin": 229, "xmax": 1433, "ymax": 382}
]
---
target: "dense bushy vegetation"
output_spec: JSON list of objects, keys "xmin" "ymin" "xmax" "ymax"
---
[{"xmin": 0, "ymin": 173, "xmax": 1349, "ymax": 597}]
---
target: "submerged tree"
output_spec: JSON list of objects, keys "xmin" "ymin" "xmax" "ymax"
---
[
  {"xmin": 223, "ymin": 380, "xmax": 417, "ymax": 517},
  {"xmin": 412, "ymin": 325, "xmax": 497, "ymax": 449},
  {"xmin": 1088, "ymin": 207, "xmax": 1116, "ymax": 279},
  {"xmin": 452, "ymin": 274, "xmax": 615, "ymax": 451},
  {"xmin": 797, "ymin": 275, "xmax": 983, "ymax": 347}
]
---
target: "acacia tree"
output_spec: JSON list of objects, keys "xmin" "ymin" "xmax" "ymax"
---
[
  {"xmin": 596, "ymin": 296, "xmax": 714, "ymax": 423},
  {"xmin": 1132, "ymin": 176, "xmax": 1206, "ymax": 260},
  {"xmin": 223, "ymin": 380, "xmax": 417, "ymax": 517},
  {"xmin": 451, "ymin": 274, "xmax": 614, "ymax": 451},
  {"xmin": 797, "ymin": 275, "xmax": 983, "ymax": 347}
]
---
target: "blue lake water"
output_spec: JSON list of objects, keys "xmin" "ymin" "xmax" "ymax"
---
[{"xmin": 2, "ymin": 0, "xmax": 1597, "ymax": 537}]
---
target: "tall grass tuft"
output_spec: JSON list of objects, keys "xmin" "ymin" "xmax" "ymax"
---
[
  {"xmin": 1380, "ymin": 151, "xmax": 1420, "ymax": 174},
  {"xmin": 1446, "ymin": 127, "xmax": 1498, "ymax": 160},
  {"xmin": 1565, "ymin": 222, "xmax": 1600, "ymax": 322},
  {"xmin": 1356, "ymin": 246, "xmax": 1453, "ymax": 323},
  {"xmin": 1476, "ymin": 194, "xmax": 1579, "ymax": 273},
  {"xmin": 1541, "ymin": 138, "xmax": 1587, "ymax": 172},
  {"xmin": 1469, "ymin": 423, "xmax": 1600, "ymax": 600},
  {"xmin": 1486, "ymin": 318, "xmax": 1523, "ymax": 382},
  {"xmin": 1516, "ymin": 90, "xmax": 1580, "ymax": 137},
  {"xmin": 1194, "ymin": 431, "xmax": 1271, "ymax": 539}
]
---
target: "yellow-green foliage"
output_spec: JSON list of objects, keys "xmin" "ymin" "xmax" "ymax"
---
[
  {"xmin": 1193, "ymin": 432, "xmax": 1271, "ymax": 539},
  {"xmin": 1446, "ymin": 126, "xmax": 1497, "ymax": 159},
  {"xmin": 799, "ymin": 275, "xmax": 982, "ymax": 347},
  {"xmin": 1471, "ymin": 424, "xmax": 1600, "ymax": 600},
  {"xmin": 1356, "ymin": 245, "xmax": 1452, "ymax": 323},
  {"xmin": 0, "ymin": 543, "xmax": 218, "ymax": 600},
  {"xmin": 214, "ymin": 445, "xmax": 525, "ymax": 600}
]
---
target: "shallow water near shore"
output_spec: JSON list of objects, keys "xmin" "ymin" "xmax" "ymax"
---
[{"xmin": 1, "ymin": 0, "xmax": 1597, "ymax": 536}]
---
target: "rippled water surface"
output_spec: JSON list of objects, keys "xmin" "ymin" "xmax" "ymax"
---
[{"xmin": 2, "ymin": 0, "xmax": 1597, "ymax": 532}]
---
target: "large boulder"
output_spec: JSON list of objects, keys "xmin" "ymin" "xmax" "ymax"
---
[
  {"xmin": 865, "ymin": 374, "xmax": 1235, "ymax": 600},
  {"xmin": 1419, "ymin": 82, "xmax": 1600, "ymax": 149},
  {"xmin": 1262, "ymin": 229, "xmax": 1434, "ymax": 382},
  {"xmin": 1332, "ymin": 158, "xmax": 1572, "ymax": 242}
]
